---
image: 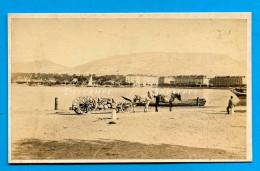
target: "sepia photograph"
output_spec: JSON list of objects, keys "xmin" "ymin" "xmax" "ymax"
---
[{"xmin": 8, "ymin": 13, "xmax": 252, "ymax": 163}]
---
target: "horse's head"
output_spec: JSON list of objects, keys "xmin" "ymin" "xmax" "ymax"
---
[
  {"xmin": 176, "ymin": 93, "xmax": 182, "ymax": 101},
  {"xmin": 171, "ymin": 93, "xmax": 182, "ymax": 101}
]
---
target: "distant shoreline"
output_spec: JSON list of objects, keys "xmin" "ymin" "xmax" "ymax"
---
[{"xmin": 11, "ymin": 83, "xmax": 230, "ymax": 89}]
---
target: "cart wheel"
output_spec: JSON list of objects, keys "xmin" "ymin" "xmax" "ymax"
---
[
  {"xmin": 72, "ymin": 97, "xmax": 85, "ymax": 114},
  {"xmin": 121, "ymin": 102, "xmax": 133, "ymax": 113},
  {"xmin": 72, "ymin": 96, "xmax": 96, "ymax": 114}
]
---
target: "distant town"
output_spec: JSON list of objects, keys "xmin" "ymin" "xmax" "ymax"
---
[{"xmin": 11, "ymin": 73, "xmax": 246, "ymax": 88}]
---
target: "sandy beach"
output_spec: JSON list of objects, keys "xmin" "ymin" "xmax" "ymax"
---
[{"xmin": 11, "ymin": 105, "xmax": 247, "ymax": 160}]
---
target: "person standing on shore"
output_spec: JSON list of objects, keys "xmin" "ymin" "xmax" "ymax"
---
[
  {"xmin": 144, "ymin": 91, "xmax": 152, "ymax": 112},
  {"xmin": 169, "ymin": 93, "xmax": 174, "ymax": 112},
  {"xmin": 152, "ymin": 90, "xmax": 159, "ymax": 112},
  {"xmin": 226, "ymin": 96, "xmax": 235, "ymax": 114}
]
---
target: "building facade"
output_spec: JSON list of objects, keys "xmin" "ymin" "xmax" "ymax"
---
[
  {"xmin": 210, "ymin": 76, "xmax": 246, "ymax": 87},
  {"xmin": 158, "ymin": 76, "xmax": 175, "ymax": 85},
  {"xmin": 126, "ymin": 74, "xmax": 158, "ymax": 86},
  {"xmin": 194, "ymin": 75, "xmax": 210, "ymax": 86},
  {"xmin": 175, "ymin": 75, "xmax": 209, "ymax": 86}
]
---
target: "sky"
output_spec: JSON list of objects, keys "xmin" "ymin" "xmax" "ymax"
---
[{"xmin": 11, "ymin": 18, "xmax": 247, "ymax": 68}]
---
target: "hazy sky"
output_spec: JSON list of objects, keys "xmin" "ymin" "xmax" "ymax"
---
[{"xmin": 11, "ymin": 18, "xmax": 247, "ymax": 67}]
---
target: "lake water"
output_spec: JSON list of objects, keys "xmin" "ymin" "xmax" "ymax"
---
[{"xmin": 11, "ymin": 84, "xmax": 240, "ymax": 111}]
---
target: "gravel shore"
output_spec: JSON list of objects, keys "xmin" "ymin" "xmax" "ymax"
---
[{"xmin": 11, "ymin": 106, "xmax": 247, "ymax": 160}]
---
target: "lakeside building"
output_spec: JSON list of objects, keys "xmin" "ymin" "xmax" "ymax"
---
[
  {"xmin": 158, "ymin": 75, "xmax": 210, "ymax": 86},
  {"xmin": 209, "ymin": 76, "xmax": 246, "ymax": 87},
  {"xmin": 175, "ymin": 75, "xmax": 209, "ymax": 86},
  {"xmin": 194, "ymin": 75, "xmax": 210, "ymax": 86},
  {"xmin": 126, "ymin": 74, "xmax": 159, "ymax": 86},
  {"xmin": 12, "ymin": 72, "xmax": 246, "ymax": 87},
  {"xmin": 158, "ymin": 76, "xmax": 176, "ymax": 85}
]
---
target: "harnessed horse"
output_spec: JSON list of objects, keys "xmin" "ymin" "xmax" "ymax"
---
[{"xmin": 122, "ymin": 91, "xmax": 153, "ymax": 112}]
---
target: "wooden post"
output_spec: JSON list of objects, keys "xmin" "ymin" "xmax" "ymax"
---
[
  {"xmin": 111, "ymin": 109, "xmax": 117, "ymax": 120},
  {"xmin": 55, "ymin": 97, "xmax": 58, "ymax": 110},
  {"xmin": 197, "ymin": 97, "xmax": 199, "ymax": 106},
  {"xmin": 230, "ymin": 107, "xmax": 235, "ymax": 114}
]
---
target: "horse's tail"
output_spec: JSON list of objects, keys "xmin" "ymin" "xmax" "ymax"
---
[{"xmin": 121, "ymin": 96, "xmax": 132, "ymax": 103}]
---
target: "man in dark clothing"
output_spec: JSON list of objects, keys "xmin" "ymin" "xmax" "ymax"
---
[
  {"xmin": 155, "ymin": 95, "xmax": 160, "ymax": 112},
  {"xmin": 226, "ymin": 96, "xmax": 235, "ymax": 114},
  {"xmin": 169, "ymin": 93, "xmax": 174, "ymax": 112}
]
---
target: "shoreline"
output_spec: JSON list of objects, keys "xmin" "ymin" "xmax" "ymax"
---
[{"xmin": 12, "ymin": 83, "xmax": 230, "ymax": 89}]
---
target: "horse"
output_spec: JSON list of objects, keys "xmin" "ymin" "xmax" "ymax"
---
[
  {"xmin": 157, "ymin": 93, "xmax": 181, "ymax": 102},
  {"xmin": 122, "ymin": 91, "xmax": 153, "ymax": 113},
  {"xmin": 168, "ymin": 93, "xmax": 182, "ymax": 111},
  {"xmin": 153, "ymin": 93, "xmax": 181, "ymax": 111},
  {"xmin": 122, "ymin": 92, "xmax": 181, "ymax": 112}
]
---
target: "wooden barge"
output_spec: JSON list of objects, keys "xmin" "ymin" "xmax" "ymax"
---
[{"xmin": 135, "ymin": 97, "xmax": 206, "ymax": 107}]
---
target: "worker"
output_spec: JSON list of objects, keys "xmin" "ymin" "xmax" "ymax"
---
[
  {"xmin": 144, "ymin": 91, "xmax": 152, "ymax": 112},
  {"xmin": 226, "ymin": 96, "xmax": 235, "ymax": 114},
  {"xmin": 169, "ymin": 93, "xmax": 174, "ymax": 112},
  {"xmin": 154, "ymin": 92, "xmax": 159, "ymax": 112}
]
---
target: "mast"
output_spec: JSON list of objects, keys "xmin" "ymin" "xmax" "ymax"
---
[{"xmin": 27, "ymin": 73, "xmax": 33, "ymax": 85}]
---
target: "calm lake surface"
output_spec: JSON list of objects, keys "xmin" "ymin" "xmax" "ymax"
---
[{"xmin": 11, "ymin": 84, "xmax": 239, "ymax": 111}]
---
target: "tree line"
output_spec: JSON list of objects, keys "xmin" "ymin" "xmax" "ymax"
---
[{"xmin": 11, "ymin": 73, "xmax": 128, "ymax": 85}]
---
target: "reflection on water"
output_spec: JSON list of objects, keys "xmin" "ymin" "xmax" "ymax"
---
[{"xmin": 11, "ymin": 84, "xmax": 240, "ymax": 110}]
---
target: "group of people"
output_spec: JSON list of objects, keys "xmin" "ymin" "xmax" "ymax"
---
[
  {"xmin": 137, "ymin": 91, "xmax": 182, "ymax": 113},
  {"xmin": 129, "ymin": 91, "xmax": 236, "ymax": 114},
  {"xmin": 153, "ymin": 95, "xmax": 236, "ymax": 114}
]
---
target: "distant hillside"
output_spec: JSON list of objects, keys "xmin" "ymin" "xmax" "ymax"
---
[
  {"xmin": 72, "ymin": 52, "xmax": 246, "ymax": 77},
  {"xmin": 12, "ymin": 53, "xmax": 246, "ymax": 77},
  {"xmin": 12, "ymin": 60, "xmax": 69, "ymax": 73}
]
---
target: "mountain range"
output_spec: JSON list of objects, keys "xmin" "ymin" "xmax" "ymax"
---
[{"xmin": 12, "ymin": 52, "xmax": 246, "ymax": 77}]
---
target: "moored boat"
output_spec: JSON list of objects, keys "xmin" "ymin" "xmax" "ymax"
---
[
  {"xmin": 135, "ymin": 98, "xmax": 206, "ymax": 107},
  {"xmin": 230, "ymin": 87, "xmax": 246, "ymax": 99},
  {"xmin": 230, "ymin": 87, "xmax": 247, "ymax": 106}
]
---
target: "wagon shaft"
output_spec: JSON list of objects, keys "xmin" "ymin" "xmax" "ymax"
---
[{"xmin": 118, "ymin": 102, "xmax": 133, "ymax": 113}]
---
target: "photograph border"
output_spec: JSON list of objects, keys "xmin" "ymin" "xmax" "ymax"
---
[{"xmin": 8, "ymin": 12, "xmax": 252, "ymax": 163}]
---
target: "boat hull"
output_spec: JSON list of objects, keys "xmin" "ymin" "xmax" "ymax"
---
[
  {"xmin": 230, "ymin": 87, "xmax": 247, "ymax": 106},
  {"xmin": 135, "ymin": 98, "xmax": 206, "ymax": 107}
]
